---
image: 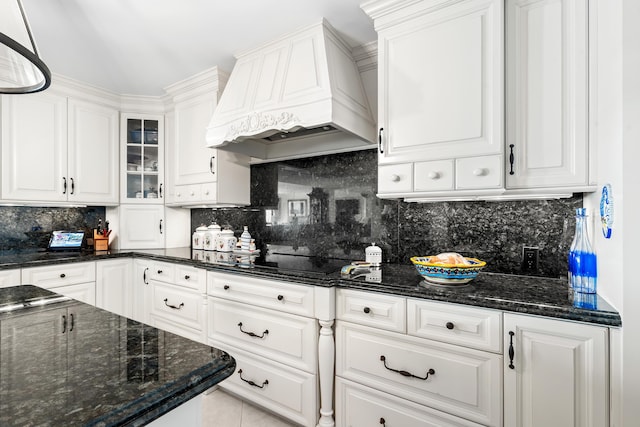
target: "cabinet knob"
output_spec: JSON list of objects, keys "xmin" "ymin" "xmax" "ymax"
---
[
  {"xmin": 176, "ymin": 192, "xmax": 181, "ymax": 197},
  {"xmin": 390, "ymin": 174, "xmax": 400, "ymax": 182},
  {"xmin": 427, "ymin": 171, "xmax": 440, "ymax": 180},
  {"xmin": 277, "ymin": 295, "xmax": 284, "ymax": 301},
  {"xmin": 363, "ymin": 307, "xmax": 371, "ymax": 314},
  {"xmin": 184, "ymin": 275, "xmax": 190, "ymax": 280},
  {"xmin": 157, "ymin": 270, "xmax": 163, "ymax": 274},
  {"xmin": 190, "ymin": 191, "xmax": 195, "ymax": 196},
  {"xmin": 223, "ymin": 285, "xmax": 230, "ymax": 290},
  {"xmin": 204, "ymin": 189, "xmax": 209, "ymax": 195},
  {"xmin": 473, "ymin": 168, "xmax": 487, "ymax": 177},
  {"xmin": 446, "ymin": 321, "xmax": 455, "ymax": 330},
  {"xmin": 60, "ymin": 273, "xmax": 66, "ymax": 278}
]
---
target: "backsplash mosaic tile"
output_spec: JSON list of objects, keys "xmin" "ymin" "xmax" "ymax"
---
[
  {"xmin": 0, "ymin": 206, "xmax": 105, "ymax": 250},
  {"xmin": 193, "ymin": 149, "xmax": 582, "ymax": 279}
]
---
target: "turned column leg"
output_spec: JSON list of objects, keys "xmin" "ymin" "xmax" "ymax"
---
[{"xmin": 317, "ymin": 319, "xmax": 335, "ymax": 427}]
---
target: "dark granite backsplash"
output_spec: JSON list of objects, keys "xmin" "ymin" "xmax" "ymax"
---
[
  {"xmin": 0, "ymin": 206, "xmax": 105, "ymax": 250},
  {"xmin": 192, "ymin": 150, "xmax": 582, "ymax": 279}
]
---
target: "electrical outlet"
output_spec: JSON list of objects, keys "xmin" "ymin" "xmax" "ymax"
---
[{"xmin": 521, "ymin": 246, "xmax": 539, "ymax": 274}]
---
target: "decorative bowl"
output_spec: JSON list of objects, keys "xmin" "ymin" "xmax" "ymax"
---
[{"xmin": 410, "ymin": 255, "xmax": 486, "ymax": 285}]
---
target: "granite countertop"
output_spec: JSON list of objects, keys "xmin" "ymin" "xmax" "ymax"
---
[
  {"xmin": 0, "ymin": 285, "xmax": 236, "ymax": 427},
  {"xmin": 0, "ymin": 247, "xmax": 621, "ymax": 327}
]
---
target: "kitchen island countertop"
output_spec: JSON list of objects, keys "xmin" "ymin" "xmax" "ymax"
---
[
  {"xmin": 0, "ymin": 285, "xmax": 235, "ymax": 427},
  {"xmin": 0, "ymin": 247, "xmax": 621, "ymax": 327}
]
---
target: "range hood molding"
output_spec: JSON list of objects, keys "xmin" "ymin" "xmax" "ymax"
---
[{"xmin": 206, "ymin": 19, "xmax": 376, "ymax": 161}]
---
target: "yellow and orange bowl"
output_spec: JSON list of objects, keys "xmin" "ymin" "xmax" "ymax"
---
[{"xmin": 410, "ymin": 256, "xmax": 486, "ymax": 285}]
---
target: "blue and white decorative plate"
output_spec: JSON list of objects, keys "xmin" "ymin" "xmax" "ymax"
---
[{"xmin": 600, "ymin": 184, "xmax": 613, "ymax": 239}]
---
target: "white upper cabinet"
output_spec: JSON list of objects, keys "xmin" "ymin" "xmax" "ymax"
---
[
  {"xmin": 120, "ymin": 113, "xmax": 164, "ymax": 203},
  {"xmin": 506, "ymin": 0, "xmax": 593, "ymax": 191},
  {"xmin": 364, "ymin": 0, "xmax": 595, "ymax": 201},
  {"xmin": 164, "ymin": 67, "xmax": 250, "ymax": 207},
  {"xmin": 67, "ymin": 99, "xmax": 119, "ymax": 204},
  {"xmin": 1, "ymin": 86, "xmax": 119, "ymax": 205},
  {"xmin": 364, "ymin": 0, "xmax": 504, "ymax": 200}
]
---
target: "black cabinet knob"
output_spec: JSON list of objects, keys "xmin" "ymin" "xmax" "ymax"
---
[
  {"xmin": 363, "ymin": 307, "xmax": 371, "ymax": 314},
  {"xmin": 223, "ymin": 285, "xmax": 230, "ymax": 290},
  {"xmin": 184, "ymin": 275, "xmax": 190, "ymax": 280},
  {"xmin": 446, "ymin": 322, "xmax": 455, "ymax": 330},
  {"xmin": 277, "ymin": 295, "xmax": 284, "ymax": 301},
  {"xmin": 60, "ymin": 273, "xmax": 66, "ymax": 278}
]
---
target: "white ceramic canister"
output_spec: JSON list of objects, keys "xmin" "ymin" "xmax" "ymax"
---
[
  {"xmin": 192, "ymin": 225, "xmax": 208, "ymax": 250},
  {"xmin": 365, "ymin": 242, "xmax": 382, "ymax": 266},
  {"xmin": 216, "ymin": 229, "xmax": 237, "ymax": 252},
  {"xmin": 203, "ymin": 222, "xmax": 221, "ymax": 251}
]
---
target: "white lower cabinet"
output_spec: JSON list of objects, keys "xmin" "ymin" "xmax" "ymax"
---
[
  {"xmin": 0, "ymin": 269, "xmax": 21, "ymax": 288},
  {"xmin": 96, "ymin": 258, "xmax": 133, "ymax": 318},
  {"xmin": 147, "ymin": 262, "xmax": 207, "ymax": 343},
  {"xmin": 21, "ymin": 262, "xmax": 96, "ymax": 305},
  {"xmin": 504, "ymin": 313, "xmax": 609, "ymax": 427},
  {"xmin": 336, "ymin": 289, "xmax": 503, "ymax": 427},
  {"xmin": 207, "ymin": 271, "xmax": 329, "ymax": 427},
  {"xmin": 335, "ymin": 377, "xmax": 483, "ymax": 427}
]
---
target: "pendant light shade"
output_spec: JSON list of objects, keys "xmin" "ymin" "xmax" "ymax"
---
[{"xmin": 0, "ymin": 0, "xmax": 51, "ymax": 94}]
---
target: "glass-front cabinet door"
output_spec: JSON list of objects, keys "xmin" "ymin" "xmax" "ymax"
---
[{"xmin": 120, "ymin": 113, "xmax": 164, "ymax": 202}]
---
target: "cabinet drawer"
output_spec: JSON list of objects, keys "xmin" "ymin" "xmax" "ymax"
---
[
  {"xmin": 0, "ymin": 269, "xmax": 21, "ymax": 288},
  {"xmin": 174, "ymin": 265, "xmax": 206, "ymax": 292},
  {"xmin": 208, "ymin": 298, "xmax": 317, "ymax": 373},
  {"xmin": 148, "ymin": 261, "xmax": 176, "ymax": 283},
  {"xmin": 455, "ymin": 155, "xmax": 503, "ymax": 189},
  {"xmin": 22, "ymin": 262, "xmax": 96, "ymax": 288},
  {"xmin": 207, "ymin": 272, "xmax": 314, "ymax": 317},
  {"xmin": 408, "ymin": 299, "xmax": 502, "ymax": 353},
  {"xmin": 336, "ymin": 378, "xmax": 484, "ymax": 427},
  {"xmin": 414, "ymin": 160, "xmax": 455, "ymax": 192},
  {"xmin": 200, "ymin": 183, "xmax": 217, "ymax": 202},
  {"xmin": 149, "ymin": 282, "xmax": 205, "ymax": 332},
  {"xmin": 379, "ymin": 163, "xmax": 413, "ymax": 193},
  {"xmin": 217, "ymin": 345, "xmax": 317, "ymax": 427},
  {"xmin": 336, "ymin": 321, "xmax": 502, "ymax": 427},
  {"xmin": 336, "ymin": 289, "xmax": 406, "ymax": 333},
  {"xmin": 174, "ymin": 184, "xmax": 201, "ymax": 203}
]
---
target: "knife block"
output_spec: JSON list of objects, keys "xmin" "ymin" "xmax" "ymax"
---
[{"xmin": 93, "ymin": 230, "xmax": 109, "ymax": 251}]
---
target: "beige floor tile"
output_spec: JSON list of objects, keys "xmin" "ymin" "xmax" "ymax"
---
[
  {"xmin": 202, "ymin": 388, "xmax": 243, "ymax": 427},
  {"xmin": 201, "ymin": 389, "xmax": 297, "ymax": 427}
]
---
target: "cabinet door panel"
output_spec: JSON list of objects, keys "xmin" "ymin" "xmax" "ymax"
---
[
  {"xmin": 1, "ymin": 92, "xmax": 67, "ymax": 201},
  {"xmin": 378, "ymin": 0, "xmax": 503, "ymax": 164},
  {"xmin": 504, "ymin": 313, "xmax": 608, "ymax": 427},
  {"xmin": 506, "ymin": 0, "xmax": 589, "ymax": 188},
  {"xmin": 117, "ymin": 205, "xmax": 165, "ymax": 249},
  {"xmin": 67, "ymin": 99, "xmax": 119, "ymax": 204},
  {"xmin": 96, "ymin": 259, "xmax": 134, "ymax": 318}
]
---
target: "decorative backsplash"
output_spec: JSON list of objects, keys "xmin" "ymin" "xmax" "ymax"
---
[
  {"xmin": 0, "ymin": 206, "xmax": 105, "ymax": 251},
  {"xmin": 192, "ymin": 150, "xmax": 582, "ymax": 279}
]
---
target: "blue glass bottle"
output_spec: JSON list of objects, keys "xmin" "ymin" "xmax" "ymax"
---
[{"xmin": 568, "ymin": 208, "xmax": 597, "ymax": 293}]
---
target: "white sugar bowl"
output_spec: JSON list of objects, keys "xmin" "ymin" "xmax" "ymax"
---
[{"xmin": 365, "ymin": 243, "xmax": 382, "ymax": 266}]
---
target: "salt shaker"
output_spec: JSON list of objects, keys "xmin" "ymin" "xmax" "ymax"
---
[{"xmin": 365, "ymin": 243, "xmax": 382, "ymax": 266}]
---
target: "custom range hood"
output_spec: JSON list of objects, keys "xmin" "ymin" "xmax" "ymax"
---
[{"xmin": 206, "ymin": 19, "xmax": 376, "ymax": 161}]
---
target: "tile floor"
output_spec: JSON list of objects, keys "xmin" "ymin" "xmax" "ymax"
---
[{"xmin": 202, "ymin": 388, "xmax": 297, "ymax": 427}]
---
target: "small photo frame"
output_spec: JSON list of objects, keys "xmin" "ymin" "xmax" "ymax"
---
[{"xmin": 288, "ymin": 199, "xmax": 307, "ymax": 217}]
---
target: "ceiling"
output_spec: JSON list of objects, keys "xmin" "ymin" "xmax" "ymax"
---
[{"xmin": 21, "ymin": 0, "xmax": 377, "ymax": 96}]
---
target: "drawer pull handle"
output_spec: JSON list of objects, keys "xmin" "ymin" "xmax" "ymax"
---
[
  {"xmin": 390, "ymin": 174, "xmax": 400, "ymax": 182},
  {"xmin": 445, "ymin": 321, "xmax": 454, "ymax": 330},
  {"xmin": 62, "ymin": 315, "xmax": 67, "ymax": 333},
  {"xmin": 363, "ymin": 307, "xmax": 371, "ymax": 314},
  {"xmin": 509, "ymin": 144, "xmax": 515, "ymax": 175},
  {"xmin": 223, "ymin": 285, "xmax": 230, "ymax": 290},
  {"xmin": 277, "ymin": 294, "xmax": 284, "ymax": 301},
  {"xmin": 164, "ymin": 299, "xmax": 184, "ymax": 310},
  {"xmin": 143, "ymin": 268, "xmax": 149, "ymax": 285},
  {"xmin": 473, "ymin": 168, "xmax": 487, "ymax": 177},
  {"xmin": 380, "ymin": 355, "xmax": 435, "ymax": 380},
  {"xmin": 60, "ymin": 273, "xmax": 66, "ymax": 278},
  {"xmin": 238, "ymin": 369, "xmax": 268, "ymax": 389},
  {"xmin": 508, "ymin": 331, "xmax": 515, "ymax": 369},
  {"xmin": 379, "ymin": 418, "xmax": 386, "ymax": 426},
  {"xmin": 237, "ymin": 322, "xmax": 268, "ymax": 339},
  {"xmin": 427, "ymin": 171, "xmax": 440, "ymax": 180},
  {"xmin": 69, "ymin": 313, "xmax": 74, "ymax": 332},
  {"xmin": 157, "ymin": 270, "xmax": 163, "ymax": 274},
  {"xmin": 378, "ymin": 127, "xmax": 384, "ymax": 154},
  {"xmin": 184, "ymin": 275, "xmax": 190, "ymax": 280}
]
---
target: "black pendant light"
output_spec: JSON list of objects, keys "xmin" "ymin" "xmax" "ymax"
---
[{"xmin": 0, "ymin": 0, "xmax": 51, "ymax": 94}]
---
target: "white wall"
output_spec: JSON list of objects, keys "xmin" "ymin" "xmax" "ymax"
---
[{"xmin": 584, "ymin": 1, "xmax": 640, "ymax": 425}]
